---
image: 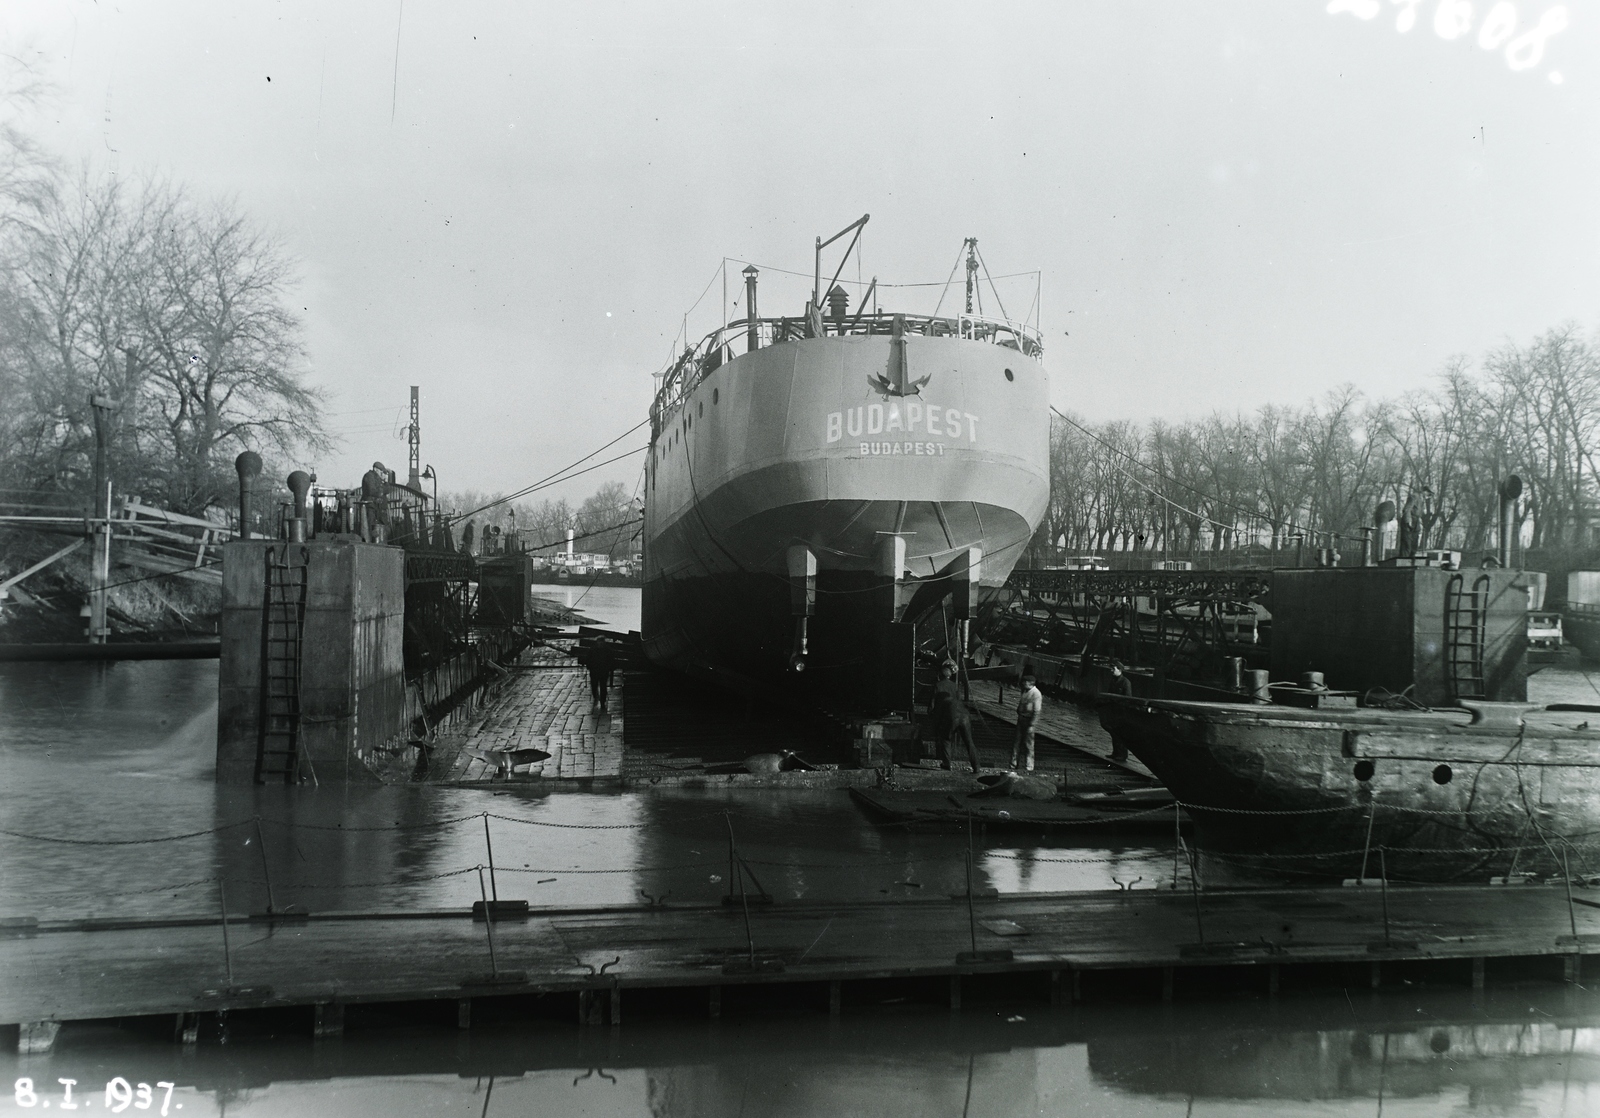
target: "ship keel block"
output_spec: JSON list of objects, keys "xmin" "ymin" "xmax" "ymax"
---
[{"xmin": 786, "ymin": 544, "xmax": 817, "ymax": 670}]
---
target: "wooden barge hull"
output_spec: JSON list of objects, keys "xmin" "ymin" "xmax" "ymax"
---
[{"xmin": 1097, "ymin": 698, "xmax": 1600, "ymax": 880}]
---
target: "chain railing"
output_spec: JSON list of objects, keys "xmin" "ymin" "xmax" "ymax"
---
[{"xmin": 6, "ymin": 797, "xmax": 1599, "ymax": 922}]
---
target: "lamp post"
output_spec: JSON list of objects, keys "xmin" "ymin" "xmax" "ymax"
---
[
  {"xmin": 421, "ymin": 465, "xmax": 438, "ymax": 549},
  {"xmin": 87, "ymin": 393, "xmax": 121, "ymax": 644}
]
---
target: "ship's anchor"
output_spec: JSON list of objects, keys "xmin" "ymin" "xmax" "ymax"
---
[{"xmin": 869, "ymin": 315, "xmax": 932, "ymax": 398}]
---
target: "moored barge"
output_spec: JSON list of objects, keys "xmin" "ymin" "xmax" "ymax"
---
[{"xmin": 1099, "ymin": 697, "xmax": 1600, "ymax": 880}]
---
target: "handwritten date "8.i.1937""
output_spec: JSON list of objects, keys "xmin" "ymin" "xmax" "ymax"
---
[{"xmin": 13, "ymin": 1079, "xmax": 180, "ymax": 1115}]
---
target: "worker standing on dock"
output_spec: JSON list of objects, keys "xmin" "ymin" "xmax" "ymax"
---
[
  {"xmin": 933, "ymin": 660, "xmax": 983, "ymax": 773},
  {"xmin": 1012, "ymin": 669, "xmax": 1042, "ymax": 773},
  {"xmin": 588, "ymin": 640, "xmax": 615, "ymax": 709}
]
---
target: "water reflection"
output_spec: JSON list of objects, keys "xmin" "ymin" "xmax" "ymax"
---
[
  {"xmin": 0, "ymin": 658, "xmax": 1175, "ymax": 921},
  {"xmin": 15, "ymin": 656, "xmax": 1600, "ymax": 922},
  {"xmin": 5, "ymin": 990, "xmax": 1600, "ymax": 1116}
]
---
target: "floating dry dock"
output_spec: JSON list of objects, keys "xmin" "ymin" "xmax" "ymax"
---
[{"xmin": 7, "ymin": 883, "xmax": 1600, "ymax": 1045}]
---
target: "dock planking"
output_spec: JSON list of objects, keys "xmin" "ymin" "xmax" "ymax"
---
[{"xmin": 6, "ymin": 883, "xmax": 1600, "ymax": 1029}]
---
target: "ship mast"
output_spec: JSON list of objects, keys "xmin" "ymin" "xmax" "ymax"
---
[{"xmin": 964, "ymin": 237, "xmax": 979, "ymax": 315}]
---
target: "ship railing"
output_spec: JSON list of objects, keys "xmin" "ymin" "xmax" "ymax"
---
[{"xmin": 652, "ymin": 311, "xmax": 1044, "ymax": 420}]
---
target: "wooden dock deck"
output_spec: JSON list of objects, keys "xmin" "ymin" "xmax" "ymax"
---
[
  {"xmin": 7, "ymin": 882, "xmax": 1600, "ymax": 1034},
  {"xmin": 432, "ymin": 653, "xmax": 624, "ymax": 783}
]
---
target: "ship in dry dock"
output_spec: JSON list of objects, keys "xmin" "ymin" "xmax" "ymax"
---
[{"xmin": 641, "ymin": 222, "xmax": 1049, "ymax": 709}]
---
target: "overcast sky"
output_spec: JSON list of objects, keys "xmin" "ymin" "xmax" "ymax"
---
[{"xmin": 7, "ymin": 1, "xmax": 1597, "ymax": 501}]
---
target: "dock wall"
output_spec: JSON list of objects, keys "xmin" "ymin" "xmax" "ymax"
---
[
  {"xmin": 218, "ymin": 539, "xmax": 407, "ymax": 783},
  {"xmin": 1270, "ymin": 567, "xmax": 1528, "ymax": 704}
]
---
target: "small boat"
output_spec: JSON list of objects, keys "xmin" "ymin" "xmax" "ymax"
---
[{"xmin": 1097, "ymin": 696, "xmax": 1600, "ymax": 881}]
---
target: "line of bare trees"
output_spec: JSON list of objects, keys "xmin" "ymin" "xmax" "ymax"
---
[
  {"xmin": 1034, "ymin": 325, "xmax": 1600, "ymax": 563},
  {"xmin": 0, "ymin": 57, "xmax": 326, "ymax": 521},
  {"xmin": 440, "ymin": 481, "xmax": 640, "ymax": 558}
]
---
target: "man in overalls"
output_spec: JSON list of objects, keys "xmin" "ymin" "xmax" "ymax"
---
[{"xmin": 933, "ymin": 660, "xmax": 982, "ymax": 773}]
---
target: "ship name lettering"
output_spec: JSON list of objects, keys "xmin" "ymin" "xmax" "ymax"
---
[
  {"xmin": 860, "ymin": 442, "xmax": 946, "ymax": 456},
  {"xmin": 826, "ymin": 406, "xmax": 978, "ymax": 445}
]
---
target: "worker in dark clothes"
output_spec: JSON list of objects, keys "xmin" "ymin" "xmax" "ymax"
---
[
  {"xmin": 933, "ymin": 660, "xmax": 983, "ymax": 773},
  {"xmin": 588, "ymin": 641, "xmax": 615, "ymax": 709}
]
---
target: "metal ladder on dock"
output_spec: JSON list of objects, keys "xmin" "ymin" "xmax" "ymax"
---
[
  {"xmin": 1445, "ymin": 572, "xmax": 1490, "ymax": 702},
  {"xmin": 256, "ymin": 546, "xmax": 310, "ymax": 783}
]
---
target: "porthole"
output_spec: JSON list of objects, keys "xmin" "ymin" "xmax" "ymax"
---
[
  {"xmin": 713, "ymin": 388, "xmax": 719, "ymax": 405},
  {"xmin": 1004, "ymin": 368, "xmax": 1014, "ymax": 382},
  {"xmin": 1429, "ymin": 1030, "xmax": 1451, "ymax": 1054},
  {"xmin": 1432, "ymin": 763, "xmax": 1453, "ymax": 785},
  {"xmin": 1353, "ymin": 760, "xmax": 1375, "ymax": 782},
  {"xmin": 698, "ymin": 402, "xmax": 704, "ymax": 418}
]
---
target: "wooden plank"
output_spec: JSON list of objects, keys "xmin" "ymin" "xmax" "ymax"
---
[{"xmin": 1352, "ymin": 728, "xmax": 1600, "ymax": 766}]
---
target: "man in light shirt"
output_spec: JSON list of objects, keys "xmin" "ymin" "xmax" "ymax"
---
[{"xmin": 1012, "ymin": 668, "xmax": 1043, "ymax": 772}]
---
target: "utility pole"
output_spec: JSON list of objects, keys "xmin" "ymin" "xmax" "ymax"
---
[
  {"xmin": 88, "ymin": 393, "xmax": 120, "ymax": 644},
  {"xmin": 408, "ymin": 386, "xmax": 421, "ymax": 491}
]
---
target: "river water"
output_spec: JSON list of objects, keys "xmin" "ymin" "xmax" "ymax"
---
[
  {"xmin": 531, "ymin": 583, "xmax": 642, "ymax": 632},
  {"xmin": 5, "ymin": 589, "xmax": 1600, "ymax": 1115}
]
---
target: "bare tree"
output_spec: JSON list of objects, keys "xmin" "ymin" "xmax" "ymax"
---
[
  {"xmin": 0, "ymin": 45, "xmax": 57, "ymax": 233},
  {"xmin": 3, "ymin": 175, "xmax": 327, "ymax": 514},
  {"xmin": 1488, "ymin": 326, "xmax": 1600, "ymax": 548}
]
